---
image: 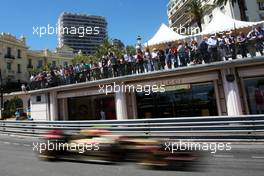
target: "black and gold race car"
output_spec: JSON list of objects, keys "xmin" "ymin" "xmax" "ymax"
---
[{"xmin": 37, "ymin": 129, "xmax": 203, "ymax": 170}]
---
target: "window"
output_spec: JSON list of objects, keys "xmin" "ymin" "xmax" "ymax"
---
[
  {"xmin": 36, "ymin": 96, "xmax": 41, "ymax": 102},
  {"xmin": 68, "ymin": 95, "xmax": 116, "ymax": 120},
  {"xmin": 7, "ymin": 63, "xmax": 11, "ymax": 70},
  {"xmin": 244, "ymin": 77, "xmax": 264, "ymax": 114},
  {"xmin": 5, "ymin": 47, "xmax": 14, "ymax": 59},
  {"xmin": 7, "ymin": 47, "xmax": 11, "ymax": 56},
  {"xmin": 136, "ymin": 83, "xmax": 218, "ymax": 119},
  {"xmin": 17, "ymin": 49, "xmax": 21, "ymax": 58},
  {"xmin": 17, "ymin": 64, "xmax": 21, "ymax": 73},
  {"xmin": 28, "ymin": 59, "xmax": 32, "ymax": 65},
  {"xmin": 28, "ymin": 59, "xmax": 33, "ymax": 68},
  {"xmin": 260, "ymin": 13, "xmax": 264, "ymax": 20},
  {"xmin": 37, "ymin": 60, "xmax": 43, "ymax": 68},
  {"xmin": 259, "ymin": 2, "xmax": 264, "ymax": 11},
  {"xmin": 52, "ymin": 61, "xmax": 56, "ymax": 68}
]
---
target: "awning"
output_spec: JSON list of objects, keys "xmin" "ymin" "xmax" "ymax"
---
[
  {"xmin": 145, "ymin": 23, "xmax": 185, "ymax": 47},
  {"xmin": 197, "ymin": 11, "xmax": 264, "ymax": 36}
]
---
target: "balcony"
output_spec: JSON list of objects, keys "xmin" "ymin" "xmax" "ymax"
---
[
  {"xmin": 6, "ymin": 69, "xmax": 15, "ymax": 75},
  {"xmin": 27, "ymin": 65, "xmax": 33, "ymax": 69},
  {"xmin": 4, "ymin": 54, "xmax": 15, "ymax": 59}
]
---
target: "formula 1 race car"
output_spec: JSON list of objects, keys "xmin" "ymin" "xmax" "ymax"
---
[
  {"xmin": 118, "ymin": 138, "xmax": 202, "ymax": 170},
  {"xmin": 37, "ymin": 129, "xmax": 203, "ymax": 170},
  {"xmin": 38, "ymin": 129, "xmax": 126, "ymax": 163}
]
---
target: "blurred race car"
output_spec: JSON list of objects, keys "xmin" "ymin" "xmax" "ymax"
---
[
  {"xmin": 38, "ymin": 129, "xmax": 126, "ymax": 163},
  {"xmin": 118, "ymin": 138, "xmax": 202, "ymax": 170},
  {"xmin": 38, "ymin": 129, "xmax": 202, "ymax": 170}
]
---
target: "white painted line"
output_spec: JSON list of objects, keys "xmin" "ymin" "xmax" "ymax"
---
[
  {"xmin": 3, "ymin": 142, "xmax": 10, "ymax": 145},
  {"xmin": 252, "ymin": 156, "xmax": 264, "ymax": 159},
  {"xmin": 12, "ymin": 143, "xmax": 20, "ymax": 146},
  {"xmin": 214, "ymin": 154, "xmax": 234, "ymax": 158},
  {"xmin": 23, "ymin": 144, "xmax": 31, "ymax": 147}
]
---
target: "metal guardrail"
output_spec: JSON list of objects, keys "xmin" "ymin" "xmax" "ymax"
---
[{"xmin": 0, "ymin": 115, "xmax": 264, "ymax": 141}]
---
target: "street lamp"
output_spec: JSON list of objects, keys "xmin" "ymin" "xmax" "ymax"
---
[
  {"xmin": 136, "ymin": 35, "xmax": 142, "ymax": 50},
  {"xmin": 137, "ymin": 35, "xmax": 142, "ymax": 44}
]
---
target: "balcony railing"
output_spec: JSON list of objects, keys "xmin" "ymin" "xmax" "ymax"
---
[
  {"xmin": 6, "ymin": 70, "xmax": 15, "ymax": 75},
  {"xmin": 4, "ymin": 55, "xmax": 15, "ymax": 59},
  {"xmin": 27, "ymin": 65, "xmax": 33, "ymax": 69}
]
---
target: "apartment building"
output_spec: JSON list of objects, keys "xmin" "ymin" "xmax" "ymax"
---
[
  {"xmin": 0, "ymin": 33, "xmax": 28, "ymax": 85},
  {"xmin": 0, "ymin": 33, "xmax": 74, "ymax": 91},
  {"xmin": 58, "ymin": 12, "xmax": 108, "ymax": 55},
  {"xmin": 27, "ymin": 45, "xmax": 74, "ymax": 71},
  {"xmin": 167, "ymin": 0, "xmax": 264, "ymax": 32}
]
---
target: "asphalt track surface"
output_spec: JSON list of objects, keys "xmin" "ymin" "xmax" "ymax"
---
[{"xmin": 0, "ymin": 134, "xmax": 264, "ymax": 176}]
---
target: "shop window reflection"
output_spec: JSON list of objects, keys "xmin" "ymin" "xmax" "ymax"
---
[
  {"xmin": 136, "ymin": 82, "xmax": 218, "ymax": 119},
  {"xmin": 68, "ymin": 95, "xmax": 116, "ymax": 120},
  {"xmin": 245, "ymin": 78, "xmax": 264, "ymax": 114}
]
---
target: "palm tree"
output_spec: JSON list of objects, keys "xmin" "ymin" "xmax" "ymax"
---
[
  {"xmin": 72, "ymin": 54, "xmax": 97, "ymax": 65},
  {"xmin": 214, "ymin": 0, "xmax": 247, "ymax": 21},
  {"xmin": 125, "ymin": 45, "xmax": 136, "ymax": 55},
  {"xmin": 95, "ymin": 39, "xmax": 126, "ymax": 59},
  {"xmin": 186, "ymin": 0, "xmax": 213, "ymax": 32},
  {"xmin": 95, "ymin": 39, "xmax": 113, "ymax": 59}
]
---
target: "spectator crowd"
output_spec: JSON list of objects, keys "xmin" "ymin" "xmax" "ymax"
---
[{"xmin": 29, "ymin": 27, "xmax": 264, "ymax": 90}]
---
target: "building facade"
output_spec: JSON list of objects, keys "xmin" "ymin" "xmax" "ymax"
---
[
  {"xmin": 58, "ymin": 12, "xmax": 108, "ymax": 55},
  {"xmin": 4, "ymin": 57, "xmax": 264, "ymax": 121},
  {"xmin": 167, "ymin": 0, "xmax": 264, "ymax": 33},
  {"xmin": 27, "ymin": 45, "xmax": 74, "ymax": 72},
  {"xmin": 0, "ymin": 32, "xmax": 74, "ymax": 92},
  {"xmin": 0, "ymin": 33, "xmax": 28, "ymax": 86}
]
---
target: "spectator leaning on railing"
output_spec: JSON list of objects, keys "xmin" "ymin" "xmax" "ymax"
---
[{"xmin": 28, "ymin": 27, "xmax": 264, "ymax": 91}]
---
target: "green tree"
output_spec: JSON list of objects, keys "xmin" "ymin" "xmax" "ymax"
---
[
  {"xmin": 71, "ymin": 38, "xmax": 131, "ymax": 65},
  {"xmin": 186, "ymin": 0, "xmax": 213, "ymax": 32},
  {"xmin": 95, "ymin": 38, "xmax": 126, "ymax": 59},
  {"xmin": 2, "ymin": 96, "xmax": 23, "ymax": 119},
  {"xmin": 125, "ymin": 45, "xmax": 136, "ymax": 55},
  {"xmin": 112, "ymin": 39, "xmax": 125, "ymax": 49},
  {"xmin": 112, "ymin": 41, "xmax": 125, "ymax": 59},
  {"xmin": 72, "ymin": 54, "xmax": 98, "ymax": 65},
  {"xmin": 43, "ymin": 62, "xmax": 51, "ymax": 71},
  {"xmin": 95, "ymin": 39, "xmax": 113, "ymax": 59},
  {"xmin": 214, "ymin": 0, "xmax": 247, "ymax": 21}
]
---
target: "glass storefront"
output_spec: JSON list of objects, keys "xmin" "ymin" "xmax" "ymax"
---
[
  {"xmin": 244, "ymin": 77, "xmax": 264, "ymax": 114},
  {"xmin": 136, "ymin": 82, "xmax": 218, "ymax": 118},
  {"xmin": 68, "ymin": 95, "xmax": 116, "ymax": 120}
]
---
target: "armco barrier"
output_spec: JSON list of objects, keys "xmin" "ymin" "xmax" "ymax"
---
[{"xmin": 0, "ymin": 115, "xmax": 264, "ymax": 142}]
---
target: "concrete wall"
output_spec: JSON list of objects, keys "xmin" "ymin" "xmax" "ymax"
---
[{"xmin": 30, "ymin": 94, "xmax": 49, "ymax": 121}]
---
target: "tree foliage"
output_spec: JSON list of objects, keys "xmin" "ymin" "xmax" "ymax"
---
[
  {"xmin": 94, "ymin": 38, "xmax": 127, "ymax": 59},
  {"xmin": 2, "ymin": 96, "xmax": 23, "ymax": 119},
  {"xmin": 34, "ymin": 38, "xmax": 134, "ymax": 70},
  {"xmin": 187, "ymin": 0, "xmax": 214, "ymax": 32},
  {"xmin": 125, "ymin": 45, "xmax": 136, "ymax": 55},
  {"xmin": 72, "ymin": 54, "xmax": 97, "ymax": 65}
]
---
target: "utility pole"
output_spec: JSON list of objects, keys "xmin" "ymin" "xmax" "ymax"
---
[{"xmin": 0, "ymin": 69, "xmax": 3, "ymax": 120}]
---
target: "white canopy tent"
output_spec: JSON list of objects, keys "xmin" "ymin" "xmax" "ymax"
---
[
  {"xmin": 197, "ymin": 11, "xmax": 264, "ymax": 36},
  {"xmin": 145, "ymin": 23, "xmax": 185, "ymax": 47}
]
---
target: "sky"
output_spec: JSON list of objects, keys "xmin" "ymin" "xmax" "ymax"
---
[{"xmin": 0, "ymin": 0, "xmax": 168, "ymax": 50}]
